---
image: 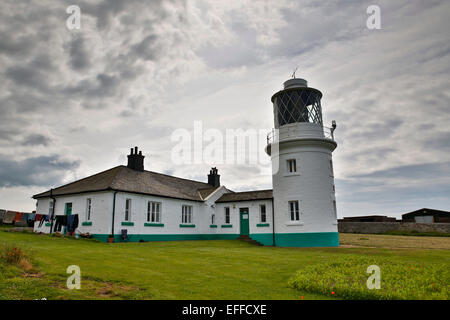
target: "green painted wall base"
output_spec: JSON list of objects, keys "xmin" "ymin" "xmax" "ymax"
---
[
  {"xmin": 250, "ymin": 232, "xmax": 339, "ymax": 247},
  {"xmin": 90, "ymin": 232, "xmax": 339, "ymax": 247},
  {"xmin": 92, "ymin": 233, "xmax": 240, "ymax": 243}
]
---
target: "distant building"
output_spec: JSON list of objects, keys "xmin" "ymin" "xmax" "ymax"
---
[
  {"xmin": 339, "ymin": 215, "xmax": 397, "ymax": 222},
  {"xmin": 402, "ymin": 208, "xmax": 450, "ymax": 223}
]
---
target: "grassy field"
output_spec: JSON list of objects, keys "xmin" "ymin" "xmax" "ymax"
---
[{"xmin": 0, "ymin": 228, "xmax": 449, "ymax": 300}]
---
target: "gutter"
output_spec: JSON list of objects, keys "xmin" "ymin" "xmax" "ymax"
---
[
  {"xmin": 271, "ymin": 199, "xmax": 276, "ymax": 247},
  {"xmin": 110, "ymin": 191, "xmax": 118, "ymax": 242},
  {"xmin": 49, "ymin": 188, "xmax": 56, "ymax": 234}
]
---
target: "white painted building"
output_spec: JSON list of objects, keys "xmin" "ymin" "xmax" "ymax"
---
[{"xmin": 33, "ymin": 77, "xmax": 339, "ymax": 247}]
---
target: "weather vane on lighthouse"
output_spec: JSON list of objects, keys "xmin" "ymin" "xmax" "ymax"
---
[{"xmin": 291, "ymin": 66, "xmax": 299, "ymax": 79}]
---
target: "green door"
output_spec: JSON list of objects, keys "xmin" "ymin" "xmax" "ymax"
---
[
  {"xmin": 239, "ymin": 208, "xmax": 249, "ymax": 236},
  {"xmin": 64, "ymin": 203, "xmax": 72, "ymax": 234}
]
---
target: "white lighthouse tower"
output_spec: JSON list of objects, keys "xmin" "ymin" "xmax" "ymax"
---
[{"xmin": 266, "ymin": 77, "xmax": 339, "ymax": 247}]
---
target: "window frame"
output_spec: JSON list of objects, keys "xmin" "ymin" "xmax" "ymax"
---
[
  {"xmin": 147, "ymin": 201, "xmax": 161, "ymax": 223},
  {"xmin": 182, "ymin": 205, "xmax": 193, "ymax": 224},
  {"xmin": 48, "ymin": 199, "xmax": 54, "ymax": 216},
  {"xmin": 287, "ymin": 159, "xmax": 297, "ymax": 173},
  {"xmin": 333, "ymin": 200, "xmax": 337, "ymax": 219},
  {"xmin": 224, "ymin": 207, "xmax": 230, "ymax": 224},
  {"xmin": 260, "ymin": 204, "xmax": 267, "ymax": 223},
  {"xmin": 125, "ymin": 198, "xmax": 132, "ymax": 221},
  {"xmin": 289, "ymin": 200, "xmax": 300, "ymax": 221},
  {"xmin": 86, "ymin": 198, "xmax": 92, "ymax": 221}
]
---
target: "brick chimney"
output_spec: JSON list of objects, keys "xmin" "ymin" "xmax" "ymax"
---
[
  {"xmin": 207, "ymin": 167, "xmax": 220, "ymax": 187},
  {"xmin": 127, "ymin": 146, "xmax": 145, "ymax": 171}
]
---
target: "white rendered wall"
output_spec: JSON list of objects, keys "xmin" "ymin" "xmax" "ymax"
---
[
  {"xmin": 33, "ymin": 191, "xmax": 112, "ymax": 235},
  {"xmin": 214, "ymin": 200, "xmax": 273, "ymax": 235},
  {"xmin": 272, "ymin": 124, "xmax": 337, "ymax": 235}
]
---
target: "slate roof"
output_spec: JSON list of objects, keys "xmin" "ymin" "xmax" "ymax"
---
[
  {"xmin": 215, "ymin": 189, "xmax": 273, "ymax": 203},
  {"xmin": 33, "ymin": 165, "xmax": 218, "ymax": 201}
]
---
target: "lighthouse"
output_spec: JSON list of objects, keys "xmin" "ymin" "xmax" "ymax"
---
[{"xmin": 266, "ymin": 77, "xmax": 339, "ymax": 247}]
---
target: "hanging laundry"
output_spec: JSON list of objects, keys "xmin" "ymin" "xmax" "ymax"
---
[
  {"xmin": 14, "ymin": 212, "xmax": 23, "ymax": 222},
  {"xmin": 35, "ymin": 214, "xmax": 43, "ymax": 221},
  {"xmin": 67, "ymin": 214, "xmax": 79, "ymax": 233},
  {"xmin": 0, "ymin": 209, "xmax": 6, "ymax": 223},
  {"xmin": 3, "ymin": 211, "xmax": 15, "ymax": 224},
  {"xmin": 53, "ymin": 215, "xmax": 67, "ymax": 232},
  {"xmin": 38, "ymin": 218, "xmax": 46, "ymax": 228}
]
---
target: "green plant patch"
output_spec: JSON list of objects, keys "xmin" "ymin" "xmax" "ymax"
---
[{"xmin": 288, "ymin": 255, "xmax": 450, "ymax": 300}]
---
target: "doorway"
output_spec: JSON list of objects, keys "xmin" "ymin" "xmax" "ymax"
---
[
  {"xmin": 64, "ymin": 203, "xmax": 72, "ymax": 235},
  {"xmin": 239, "ymin": 208, "xmax": 249, "ymax": 236}
]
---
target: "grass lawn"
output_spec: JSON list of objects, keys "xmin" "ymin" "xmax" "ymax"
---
[{"xmin": 0, "ymin": 228, "xmax": 449, "ymax": 300}]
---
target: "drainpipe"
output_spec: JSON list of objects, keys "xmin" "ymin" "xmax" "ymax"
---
[
  {"xmin": 110, "ymin": 191, "xmax": 118, "ymax": 242},
  {"xmin": 271, "ymin": 199, "xmax": 276, "ymax": 247},
  {"xmin": 49, "ymin": 188, "xmax": 56, "ymax": 234}
]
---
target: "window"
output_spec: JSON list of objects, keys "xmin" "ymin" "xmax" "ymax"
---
[
  {"xmin": 211, "ymin": 214, "xmax": 215, "ymax": 225},
  {"xmin": 224, "ymin": 207, "xmax": 230, "ymax": 224},
  {"xmin": 289, "ymin": 201, "xmax": 300, "ymax": 221},
  {"xmin": 330, "ymin": 159, "xmax": 334, "ymax": 176},
  {"xmin": 287, "ymin": 159, "xmax": 297, "ymax": 173},
  {"xmin": 48, "ymin": 199, "xmax": 54, "ymax": 216},
  {"xmin": 125, "ymin": 199, "xmax": 131, "ymax": 221},
  {"xmin": 86, "ymin": 198, "xmax": 92, "ymax": 221},
  {"xmin": 333, "ymin": 200, "xmax": 337, "ymax": 219},
  {"xmin": 182, "ymin": 205, "xmax": 193, "ymax": 224},
  {"xmin": 147, "ymin": 201, "xmax": 161, "ymax": 222},
  {"xmin": 260, "ymin": 204, "xmax": 266, "ymax": 223}
]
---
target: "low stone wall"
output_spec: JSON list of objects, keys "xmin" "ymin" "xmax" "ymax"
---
[{"xmin": 338, "ymin": 221, "xmax": 450, "ymax": 234}]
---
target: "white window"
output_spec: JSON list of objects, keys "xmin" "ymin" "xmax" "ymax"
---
[
  {"xmin": 224, "ymin": 207, "xmax": 230, "ymax": 224},
  {"xmin": 260, "ymin": 204, "xmax": 267, "ymax": 223},
  {"xmin": 289, "ymin": 201, "xmax": 300, "ymax": 221},
  {"xmin": 48, "ymin": 199, "xmax": 54, "ymax": 216},
  {"xmin": 147, "ymin": 201, "xmax": 161, "ymax": 222},
  {"xmin": 287, "ymin": 159, "xmax": 297, "ymax": 173},
  {"xmin": 125, "ymin": 199, "xmax": 131, "ymax": 221},
  {"xmin": 182, "ymin": 205, "xmax": 193, "ymax": 224},
  {"xmin": 86, "ymin": 198, "xmax": 92, "ymax": 221},
  {"xmin": 211, "ymin": 214, "xmax": 215, "ymax": 225}
]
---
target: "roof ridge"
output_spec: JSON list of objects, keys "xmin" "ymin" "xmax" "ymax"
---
[
  {"xmin": 138, "ymin": 167, "xmax": 211, "ymax": 186},
  {"xmin": 230, "ymin": 189, "xmax": 273, "ymax": 194},
  {"xmin": 34, "ymin": 166, "xmax": 121, "ymax": 197}
]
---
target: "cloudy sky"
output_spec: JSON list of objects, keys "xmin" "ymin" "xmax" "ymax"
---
[{"xmin": 0, "ymin": 0, "xmax": 449, "ymax": 218}]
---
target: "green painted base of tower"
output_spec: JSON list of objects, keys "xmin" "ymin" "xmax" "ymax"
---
[{"xmin": 250, "ymin": 232, "xmax": 339, "ymax": 247}]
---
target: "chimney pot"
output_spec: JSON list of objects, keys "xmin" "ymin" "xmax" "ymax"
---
[
  {"xmin": 207, "ymin": 167, "xmax": 220, "ymax": 187},
  {"xmin": 127, "ymin": 146, "xmax": 145, "ymax": 171}
]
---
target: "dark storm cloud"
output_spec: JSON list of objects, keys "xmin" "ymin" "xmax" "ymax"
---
[
  {"xmin": 22, "ymin": 134, "xmax": 52, "ymax": 146},
  {"xmin": 0, "ymin": 155, "xmax": 80, "ymax": 187},
  {"xmin": 422, "ymin": 132, "xmax": 450, "ymax": 152},
  {"xmin": 131, "ymin": 34, "xmax": 161, "ymax": 61},
  {"xmin": 0, "ymin": 31, "xmax": 34, "ymax": 57},
  {"xmin": 68, "ymin": 36, "xmax": 90, "ymax": 70},
  {"xmin": 62, "ymin": 73, "xmax": 120, "ymax": 99}
]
